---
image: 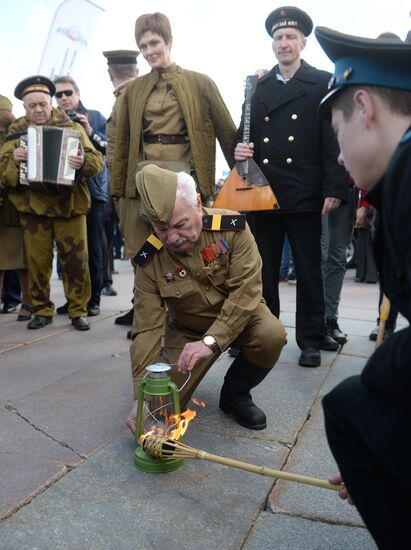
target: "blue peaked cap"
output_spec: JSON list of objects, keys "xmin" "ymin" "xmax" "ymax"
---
[{"xmin": 315, "ymin": 27, "xmax": 411, "ymax": 118}]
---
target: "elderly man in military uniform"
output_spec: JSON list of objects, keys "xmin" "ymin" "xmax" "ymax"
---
[
  {"xmin": 103, "ymin": 48, "xmax": 139, "ymax": 328},
  {"xmin": 0, "ymin": 76, "xmax": 104, "ymax": 330},
  {"xmin": 126, "ymin": 164, "xmax": 287, "ymax": 433},
  {"xmin": 235, "ymin": 7, "xmax": 348, "ymax": 368}
]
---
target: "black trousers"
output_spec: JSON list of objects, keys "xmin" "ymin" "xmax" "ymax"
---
[
  {"xmin": 253, "ymin": 212, "xmax": 325, "ymax": 349},
  {"xmin": 87, "ymin": 200, "xmax": 106, "ymax": 307},
  {"xmin": 323, "ymin": 376, "xmax": 411, "ymax": 549}
]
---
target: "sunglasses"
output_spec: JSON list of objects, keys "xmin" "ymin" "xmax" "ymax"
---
[{"xmin": 55, "ymin": 89, "xmax": 75, "ymax": 99}]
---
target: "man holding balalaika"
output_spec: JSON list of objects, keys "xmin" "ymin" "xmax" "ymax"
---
[{"xmin": 0, "ymin": 75, "xmax": 104, "ymax": 330}]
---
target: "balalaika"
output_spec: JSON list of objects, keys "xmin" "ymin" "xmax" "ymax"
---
[{"xmin": 19, "ymin": 125, "xmax": 80, "ymax": 187}]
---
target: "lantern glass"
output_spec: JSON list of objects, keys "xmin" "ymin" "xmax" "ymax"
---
[{"xmin": 134, "ymin": 363, "xmax": 183, "ymax": 473}]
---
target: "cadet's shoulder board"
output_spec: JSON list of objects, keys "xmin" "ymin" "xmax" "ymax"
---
[
  {"xmin": 202, "ymin": 214, "xmax": 246, "ymax": 231},
  {"xmin": 133, "ymin": 234, "xmax": 163, "ymax": 267}
]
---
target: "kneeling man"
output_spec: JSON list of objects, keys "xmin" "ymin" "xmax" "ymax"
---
[{"xmin": 127, "ymin": 165, "xmax": 287, "ymax": 432}]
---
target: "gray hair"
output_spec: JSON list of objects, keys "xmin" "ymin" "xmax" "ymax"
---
[{"xmin": 176, "ymin": 172, "xmax": 198, "ymax": 209}]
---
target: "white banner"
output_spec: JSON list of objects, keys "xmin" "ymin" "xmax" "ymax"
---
[{"xmin": 38, "ymin": 0, "xmax": 104, "ymax": 79}]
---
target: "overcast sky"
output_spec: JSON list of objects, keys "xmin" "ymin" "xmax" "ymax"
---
[{"xmin": 1, "ymin": 0, "xmax": 410, "ymax": 175}]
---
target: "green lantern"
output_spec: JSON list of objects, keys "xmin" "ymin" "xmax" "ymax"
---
[{"xmin": 134, "ymin": 363, "xmax": 183, "ymax": 473}]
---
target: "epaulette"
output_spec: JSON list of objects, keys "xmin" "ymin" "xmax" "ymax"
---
[
  {"xmin": 202, "ymin": 214, "xmax": 246, "ymax": 231},
  {"xmin": 133, "ymin": 234, "xmax": 163, "ymax": 267}
]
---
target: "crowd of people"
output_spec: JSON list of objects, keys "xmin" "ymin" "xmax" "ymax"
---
[{"xmin": 1, "ymin": 7, "xmax": 410, "ymax": 548}]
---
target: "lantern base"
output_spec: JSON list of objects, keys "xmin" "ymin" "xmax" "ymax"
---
[{"xmin": 134, "ymin": 444, "xmax": 183, "ymax": 473}]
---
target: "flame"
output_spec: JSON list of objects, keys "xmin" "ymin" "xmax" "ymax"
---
[
  {"xmin": 140, "ymin": 408, "xmax": 196, "ymax": 444},
  {"xmin": 191, "ymin": 397, "xmax": 206, "ymax": 408}
]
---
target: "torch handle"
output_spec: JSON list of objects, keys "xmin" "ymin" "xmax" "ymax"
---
[{"xmin": 195, "ymin": 450, "xmax": 343, "ymax": 492}]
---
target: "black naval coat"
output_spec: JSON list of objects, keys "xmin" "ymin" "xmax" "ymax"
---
[{"xmin": 237, "ymin": 60, "xmax": 348, "ymax": 212}]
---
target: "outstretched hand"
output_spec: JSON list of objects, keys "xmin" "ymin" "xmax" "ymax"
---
[{"xmin": 329, "ymin": 473, "xmax": 354, "ymax": 505}]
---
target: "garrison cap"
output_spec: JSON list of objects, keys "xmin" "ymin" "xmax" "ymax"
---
[
  {"xmin": 136, "ymin": 164, "xmax": 177, "ymax": 224},
  {"xmin": 0, "ymin": 95, "xmax": 12, "ymax": 111},
  {"xmin": 265, "ymin": 6, "xmax": 313, "ymax": 37},
  {"xmin": 315, "ymin": 26, "xmax": 411, "ymax": 119},
  {"xmin": 102, "ymin": 49, "xmax": 139, "ymax": 65},
  {"xmin": 14, "ymin": 75, "xmax": 55, "ymax": 100}
]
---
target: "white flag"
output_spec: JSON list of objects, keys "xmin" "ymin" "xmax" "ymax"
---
[{"xmin": 38, "ymin": 0, "xmax": 104, "ymax": 78}]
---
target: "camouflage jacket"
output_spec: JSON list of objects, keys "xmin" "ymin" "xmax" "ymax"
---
[{"xmin": 0, "ymin": 108, "xmax": 104, "ymax": 218}]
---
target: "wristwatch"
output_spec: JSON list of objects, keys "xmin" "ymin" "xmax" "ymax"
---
[{"xmin": 202, "ymin": 335, "xmax": 219, "ymax": 352}]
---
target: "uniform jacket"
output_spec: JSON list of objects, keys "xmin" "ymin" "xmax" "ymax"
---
[
  {"xmin": 345, "ymin": 130, "xmax": 411, "ymax": 486},
  {"xmin": 237, "ymin": 60, "xmax": 348, "ymax": 212},
  {"xmin": 130, "ymin": 208, "xmax": 264, "ymax": 377},
  {"xmin": 106, "ymin": 78, "xmax": 136, "ymax": 173},
  {"xmin": 0, "ymin": 108, "xmax": 104, "ymax": 218},
  {"xmin": 111, "ymin": 66, "xmax": 236, "ymax": 201},
  {"xmin": 76, "ymin": 101, "xmax": 108, "ymax": 203}
]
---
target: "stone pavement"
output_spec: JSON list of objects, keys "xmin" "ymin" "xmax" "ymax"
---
[{"xmin": 1, "ymin": 262, "xmax": 404, "ymax": 549}]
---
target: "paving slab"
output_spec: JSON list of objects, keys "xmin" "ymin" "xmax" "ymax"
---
[
  {"xmin": 268, "ymin": 394, "xmax": 365, "ymax": 525},
  {"xmin": 190, "ymin": 354, "xmax": 329, "ymax": 445},
  {"xmin": 0, "ymin": 431, "xmax": 288, "ymax": 550},
  {"xmin": 0, "ymin": 408, "xmax": 81, "ymax": 519},
  {"xmin": 243, "ymin": 512, "xmax": 377, "ymax": 549},
  {"xmin": 0, "ymin": 315, "xmax": 130, "ymax": 403}
]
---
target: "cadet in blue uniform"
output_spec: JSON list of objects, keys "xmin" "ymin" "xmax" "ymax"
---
[
  {"xmin": 126, "ymin": 165, "xmax": 287, "ymax": 433},
  {"xmin": 316, "ymin": 27, "xmax": 411, "ymax": 548}
]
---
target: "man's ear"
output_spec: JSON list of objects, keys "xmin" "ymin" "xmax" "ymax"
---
[
  {"xmin": 196, "ymin": 192, "xmax": 202, "ymax": 211},
  {"xmin": 353, "ymin": 89, "xmax": 375, "ymax": 124}
]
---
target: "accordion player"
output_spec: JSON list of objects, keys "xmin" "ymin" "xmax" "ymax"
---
[{"xmin": 20, "ymin": 125, "xmax": 81, "ymax": 187}]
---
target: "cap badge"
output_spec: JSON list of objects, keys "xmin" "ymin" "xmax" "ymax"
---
[{"xmin": 343, "ymin": 68, "xmax": 353, "ymax": 81}]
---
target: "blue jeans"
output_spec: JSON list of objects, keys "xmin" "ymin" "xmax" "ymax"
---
[{"xmin": 321, "ymin": 192, "xmax": 353, "ymax": 320}]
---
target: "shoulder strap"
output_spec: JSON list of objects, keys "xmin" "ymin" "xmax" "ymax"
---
[
  {"xmin": 202, "ymin": 214, "xmax": 246, "ymax": 231},
  {"xmin": 133, "ymin": 234, "xmax": 163, "ymax": 267}
]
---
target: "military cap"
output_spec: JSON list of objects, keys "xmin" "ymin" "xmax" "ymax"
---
[
  {"xmin": 102, "ymin": 49, "xmax": 139, "ymax": 65},
  {"xmin": 315, "ymin": 26, "xmax": 411, "ymax": 118},
  {"xmin": 265, "ymin": 6, "xmax": 313, "ymax": 37},
  {"xmin": 136, "ymin": 164, "xmax": 177, "ymax": 223},
  {"xmin": 0, "ymin": 95, "xmax": 12, "ymax": 111},
  {"xmin": 14, "ymin": 75, "xmax": 55, "ymax": 100}
]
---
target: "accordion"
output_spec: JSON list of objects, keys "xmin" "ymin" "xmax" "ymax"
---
[{"xmin": 20, "ymin": 125, "xmax": 80, "ymax": 187}]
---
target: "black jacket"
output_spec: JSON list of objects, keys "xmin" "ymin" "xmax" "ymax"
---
[{"xmin": 237, "ymin": 60, "xmax": 348, "ymax": 213}]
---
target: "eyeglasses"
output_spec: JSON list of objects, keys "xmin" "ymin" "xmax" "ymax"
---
[{"xmin": 55, "ymin": 89, "xmax": 75, "ymax": 99}]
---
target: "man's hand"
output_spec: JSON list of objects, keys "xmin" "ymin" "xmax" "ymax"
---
[
  {"xmin": 74, "ymin": 113, "xmax": 93, "ymax": 137},
  {"xmin": 177, "ymin": 340, "xmax": 214, "ymax": 374},
  {"xmin": 329, "ymin": 473, "xmax": 354, "ymax": 505},
  {"xmin": 13, "ymin": 146, "xmax": 27, "ymax": 165},
  {"xmin": 234, "ymin": 142, "xmax": 254, "ymax": 162},
  {"xmin": 126, "ymin": 400, "xmax": 138, "ymax": 434},
  {"xmin": 355, "ymin": 206, "xmax": 371, "ymax": 228},
  {"xmin": 68, "ymin": 152, "xmax": 84, "ymax": 171},
  {"xmin": 322, "ymin": 197, "xmax": 341, "ymax": 215}
]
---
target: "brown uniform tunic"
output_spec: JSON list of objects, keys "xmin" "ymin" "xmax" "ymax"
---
[{"xmin": 130, "ymin": 208, "xmax": 287, "ymax": 406}]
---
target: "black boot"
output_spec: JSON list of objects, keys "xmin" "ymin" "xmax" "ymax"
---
[{"xmin": 219, "ymin": 353, "xmax": 270, "ymax": 430}]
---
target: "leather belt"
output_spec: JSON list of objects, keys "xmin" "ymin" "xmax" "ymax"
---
[{"xmin": 143, "ymin": 134, "xmax": 189, "ymax": 144}]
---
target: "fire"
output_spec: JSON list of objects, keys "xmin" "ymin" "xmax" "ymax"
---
[
  {"xmin": 191, "ymin": 397, "xmax": 206, "ymax": 408},
  {"xmin": 140, "ymin": 408, "xmax": 196, "ymax": 444}
]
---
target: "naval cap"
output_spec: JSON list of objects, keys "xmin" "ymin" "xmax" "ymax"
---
[{"xmin": 265, "ymin": 6, "xmax": 313, "ymax": 37}]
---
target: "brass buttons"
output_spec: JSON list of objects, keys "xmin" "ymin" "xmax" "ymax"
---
[
  {"xmin": 288, "ymin": 136, "xmax": 294, "ymax": 142},
  {"xmin": 263, "ymin": 158, "xmax": 269, "ymax": 165},
  {"xmin": 263, "ymin": 137, "xmax": 269, "ymax": 143},
  {"xmin": 291, "ymin": 114, "xmax": 298, "ymax": 120},
  {"xmin": 264, "ymin": 116, "xmax": 270, "ymax": 122},
  {"xmin": 286, "ymin": 158, "xmax": 292, "ymax": 164}
]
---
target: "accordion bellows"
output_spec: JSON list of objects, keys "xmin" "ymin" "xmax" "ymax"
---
[{"xmin": 20, "ymin": 125, "xmax": 80, "ymax": 186}]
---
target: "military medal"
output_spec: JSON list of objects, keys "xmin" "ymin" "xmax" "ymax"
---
[
  {"xmin": 176, "ymin": 266, "xmax": 187, "ymax": 278},
  {"xmin": 163, "ymin": 271, "xmax": 175, "ymax": 282},
  {"xmin": 202, "ymin": 239, "xmax": 229, "ymax": 275}
]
